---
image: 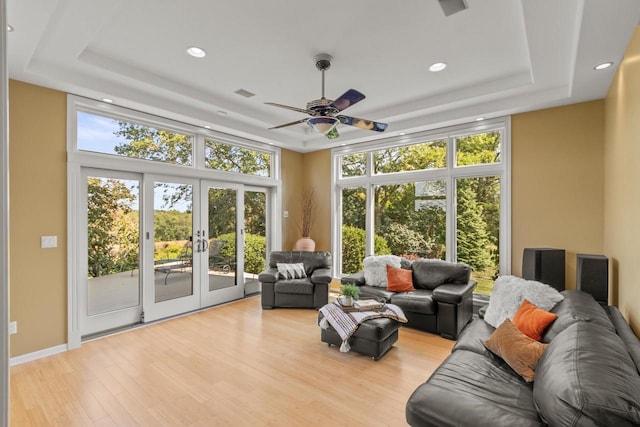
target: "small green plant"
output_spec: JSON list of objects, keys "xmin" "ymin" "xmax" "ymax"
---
[{"xmin": 340, "ymin": 284, "xmax": 360, "ymax": 299}]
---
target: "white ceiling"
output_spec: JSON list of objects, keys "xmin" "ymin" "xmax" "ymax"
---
[{"xmin": 7, "ymin": 0, "xmax": 640, "ymax": 152}]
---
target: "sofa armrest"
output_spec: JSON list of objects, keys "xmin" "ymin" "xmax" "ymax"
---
[
  {"xmin": 341, "ymin": 271, "xmax": 366, "ymax": 286},
  {"xmin": 258, "ymin": 268, "xmax": 279, "ymax": 284},
  {"xmin": 310, "ymin": 268, "xmax": 332, "ymax": 285},
  {"xmin": 433, "ymin": 281, "xmax": 477, "ymax": 304}
]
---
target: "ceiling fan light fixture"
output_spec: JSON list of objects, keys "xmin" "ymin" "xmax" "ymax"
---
[{"xmin": 308, "ymin": 116, "xmax": 339, "ymax": 134}]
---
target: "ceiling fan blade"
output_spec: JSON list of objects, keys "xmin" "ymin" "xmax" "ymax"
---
[
  {"xmin": 330, "ymin": 89, "xmax": 366, "ymax": 112},
  {"xmin": 268, "ymin": 118, "xmax": 308, "ymax": 130},
  {"xmin": 265, "ymin": 102, "xmax": 310, "ymax": 115},
  {"xmin": 338, "ymin": 115, "xmax": 388, "ymax": 132}
]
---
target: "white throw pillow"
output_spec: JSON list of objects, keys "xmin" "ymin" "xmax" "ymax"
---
[
  {"xmin": 484, "ymin": 275, "xmax": 564, "ymax": 328},
  {"xmin": 277, "ymin": 263, "xmax": 307, "ymax": 280},
  {"xmin": 363, "ymin": 255, "xmax": 402, "ymax": 288}
]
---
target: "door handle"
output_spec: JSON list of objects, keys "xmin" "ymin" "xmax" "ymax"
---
[{"xmin": 202, "ymin": 239, "xmax": 209, "ymax": 251}]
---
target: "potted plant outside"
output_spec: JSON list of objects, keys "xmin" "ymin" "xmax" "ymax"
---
[{"xmin": 339, "ymin": 284, "xmax": 360, "ymax": 307}]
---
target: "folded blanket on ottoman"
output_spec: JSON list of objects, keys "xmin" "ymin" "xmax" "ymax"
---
[{"xmin": 318, "ymin": 301, "xmax": 407, "ymax": 352}]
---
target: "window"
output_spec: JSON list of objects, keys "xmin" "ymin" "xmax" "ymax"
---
[
  {"xmin": 205, "ymin": 139, "xmax": 271, "ymax": 177},
  {"xmin": 77, "ymin": 111, "xmax": 193, "ymax": 165},
  {"xmin": 334, "ymin": 119, "xmax": 510, "ymax": 295},
  {"xmin": 373, "ymin": 139, "xmax": 447, "ymax": 174}
]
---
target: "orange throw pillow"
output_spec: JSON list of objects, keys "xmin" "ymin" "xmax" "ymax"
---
[
  {"xmin": 512, "ymin": 299, "xmax": 558, "ymax": 341},
  {"xmin": 483, "ymin": 318, "xmax": 547, "ymax": 382},
  {"xmin": 386, "ymin": 265, "xmax": 415, "ymax": 292}
]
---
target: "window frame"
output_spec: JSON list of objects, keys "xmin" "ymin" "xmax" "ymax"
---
[{"xmin": 331, "ymin": 117, "xmax": 511, "ymax": 292}]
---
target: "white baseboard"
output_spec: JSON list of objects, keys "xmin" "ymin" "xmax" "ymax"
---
[{"xmin": 10, "ymin": 344, "xmax": 68, "ymax": 366}]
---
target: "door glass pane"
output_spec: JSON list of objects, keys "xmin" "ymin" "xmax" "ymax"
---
[
  {"xmin": 244, "ymin": 191, "xmax": 266, "ymax": 295},
  {"xmin": 374, "ymin": 181, "xmax": 446, "ymax": 260},
  {"xmin": 207, "ymin": 187, "xmax": 237, "ymax": 291},
  {"xmin": 154, "ymin": 182, "xmax": 193, "ymax": 302},
  {"xmin": 341, "ymin": 187, "xmax": 366, "ymax": 274},
  {"xmin": 456, "ymin": 176, "xmax": 501, "ymax": 295},
  {"xmin": 87, "ymin": 177, "xmax": 140, "ymax": 315}
]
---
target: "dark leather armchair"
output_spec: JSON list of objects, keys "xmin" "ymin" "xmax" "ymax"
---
[
  {"xmin": 342, "ymin": 259, "xmax": 475, "ymax": 339},
  {"xmin": 259, "ymin": 251, "xmax": 332, "ymax": 309}
]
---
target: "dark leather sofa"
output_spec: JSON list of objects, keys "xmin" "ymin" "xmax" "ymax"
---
[
  {"xmin": 341, "ymin": 259, "xmax": 476, "ymax": 339},
  {"xmin": 406, "ymin": 290, "xmax": 640, "ymax": 426},
  {"xmin": 259, "ymin": 251, "xmax": 332, "ymax": 309}
]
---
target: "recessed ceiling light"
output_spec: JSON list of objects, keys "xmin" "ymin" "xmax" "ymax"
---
[
  {"xmin": 399, "ymin": 132, "xmax": 407, "ymax": 136},
  {"xmin": 475, "ymin": 117, "xmax": 485, "ymax": 121},
  {"xmin": 268, "ymin": 142, "xmax": 275, "ymax": 145},
  {"xmin": 216, "ymin": 110, "xmax": 228, "ymax": 116},
  {"xmin": 101, "ymin": 98, "xmax": 114, "ymax": 104},
  {"xmin": 186, "ymin": 46, "xmax": 206, "ymax": 58},
  {"xmin": 594, "ymin": 62, "xmax": 613, "ymax": 70},
  {"xmin": 7, "ymin": 25, "xmax": 14, "ymax": 32},
  {"xmin": 429, "ymin": 62, "xmax": 447, "ymax": 72},
  {"xmin": 203, "ymin": 125, "xmax": 212, "ymax": 129}
]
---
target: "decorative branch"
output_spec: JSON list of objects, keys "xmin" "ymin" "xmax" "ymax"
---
[{"xmin": 298, "ymin": 189, "xmax": 315, "ymax": 237}]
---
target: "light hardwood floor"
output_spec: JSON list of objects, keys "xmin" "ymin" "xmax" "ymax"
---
[{"xmin": 10, "ymin": 296, "xmax": 453, "ymax": 426}]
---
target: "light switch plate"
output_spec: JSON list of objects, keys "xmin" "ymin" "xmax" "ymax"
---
[
  {"xmin": 8, "ymin": 321, "xmax": 17, "ymax": 335},
  {"xmin": 41, "ymin": 235, "xmax": 57, "ymax": 248}
]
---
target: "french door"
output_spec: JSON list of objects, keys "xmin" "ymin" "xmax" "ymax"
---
[
  {"xmin": 80, "ymin": 169, "xmax": 143, "ymax": 336},
  {"xmin": 81, "ymin": 171, "xmax": 255, "ymax": 335},
  {"xmin": 142, "ymin": 177, "xmax": 245, "ymax": 321}
]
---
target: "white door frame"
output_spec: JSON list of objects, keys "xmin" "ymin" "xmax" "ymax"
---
[
  {"xmin": 79, "ymin": 169, "xmax": 144, "ymax": 336},
  {"xmin": 142, "ymin": 175, "xmax": 202, "ymax": 322},
  {"xmin": 200, "ymin": 180, "xmax": 245, "ymax": 307}
]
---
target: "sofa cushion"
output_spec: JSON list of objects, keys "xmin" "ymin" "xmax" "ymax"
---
[
  {"xmin": 406, "ymin": 350, "xmax": 543, "ymax": 427},
  {"xmin": 363, "ymin": 255, "xmax": 401, "ymax": 288},
  {"xmin": 274, "ymin": 279, "xmax": 314, "ymax": 295},
  {"xmin": 541, "ymin": 289, "xmax": 614, "ymax": 342},
  {"xmin": 390, "ymin": 290, "xmax": 436, "ymax": 315},
  {"xmin": 483, "ymin": 319, "xmax": 547, "ymax": 382},
  {"xmin": 534, "ymin": 321, "xmax": 640, "ymax": 426},
  {"xmin": 386, "ymin": 265, "xmax": 415, "ymax": 292},
  {"xmin": 512, "ymin": 300, "xmax": 558, "ymax": 341},
  {"xmin": 268, "ymin": 251, "xmax": 332, "ymax": 274},
  {"xmin": 452, "ymin": 318, "xmax": 496, "ymax": 357},
  {"xmin": 356, "ymin": 285, "xmax": 396, "ymax": 302},
  {"xmin": 411, "ymin": 259, "xmax": 471, "ymax": 290},
  {"xmin": 484, "ymin": 275, "xmax": 564, "ymax": 328}
]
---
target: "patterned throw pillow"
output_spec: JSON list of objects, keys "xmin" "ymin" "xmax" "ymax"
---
[{"xmin": 277, "ymin": 263, "xmax": 307, "ymax": 279}]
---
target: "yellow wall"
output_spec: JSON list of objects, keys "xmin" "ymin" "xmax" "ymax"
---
[
  {"xmin": 511, "ymin": 101, "xmax": 605, "ymax": 290},
  {"xmin": 280, "ymin": 148, "xmax": 303, "ymax": 250},
  {"xmin": 302, "ymin": 149, "xmax": 332, "ymax": 251},
  {"xmin": 9, "ymin": 80, "xmax": 67, "ymax": 356},
  {"xmin": 604, "ymin": 26, "xmax": 640, "ymax": 333}
]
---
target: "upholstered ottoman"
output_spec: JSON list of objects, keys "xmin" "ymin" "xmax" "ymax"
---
[{"xmin": 319, "ymin": 313, "xmax": 400, "ymax": 361}]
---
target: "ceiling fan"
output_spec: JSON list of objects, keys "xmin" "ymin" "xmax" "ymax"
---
[{"xmin": 265, "ymin": 54, "xmax": 388, "ymax": 139}]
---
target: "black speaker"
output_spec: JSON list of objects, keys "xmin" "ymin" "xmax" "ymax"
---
[
  {"xmin": 522, "ymin": 248, "xmax": 565, "ymax": 291},
  {"xmin": 576, "ymin": 254, "xmax": 608, "ymax": 305}
]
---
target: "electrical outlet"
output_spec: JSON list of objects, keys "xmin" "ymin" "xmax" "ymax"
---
[
  {"xmin": 283, "ymin": 211, "xmax": 289, "ymax": 218},
  {"xmin": 41, "ymin": 235, "xmax": 58, "ymax": 248},
  {"xmin": 8, "ymin": 321, "xmax": 17, "ymax": 335}
]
